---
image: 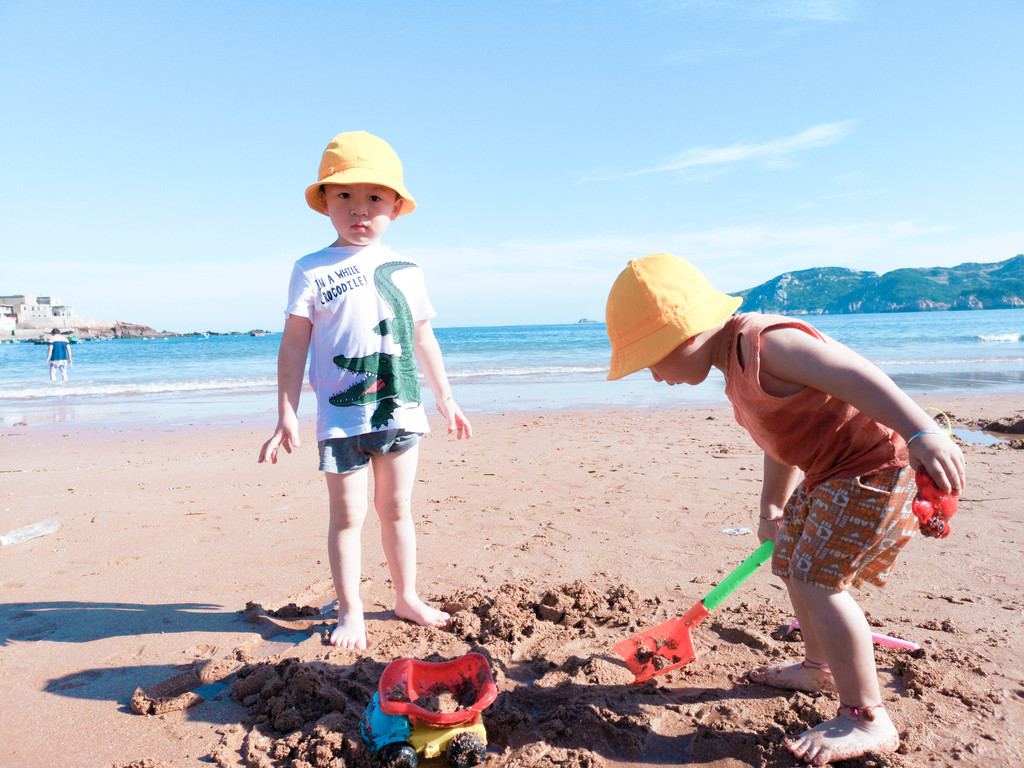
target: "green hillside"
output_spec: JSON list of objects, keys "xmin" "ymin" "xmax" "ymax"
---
[{"xmin": 736, "ymin": 254, "xmax": 1024, "ymax": 314}]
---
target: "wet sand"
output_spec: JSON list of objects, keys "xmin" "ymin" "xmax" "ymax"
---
[{"xmin": 1, "ymin": 395, "xmax": 1022, "ymax": 767}]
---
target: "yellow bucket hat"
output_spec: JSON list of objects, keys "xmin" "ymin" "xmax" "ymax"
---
[
  {"xmin": 605, "ymin": 253, "xmax": 742, "ymax": 381},
  {"xmin": 305, "ymin": 131, "xmax": 416, "ymax": 216}
]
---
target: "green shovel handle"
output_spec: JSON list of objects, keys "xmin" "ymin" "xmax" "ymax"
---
[{"xmin": 702, "ymin": 539, "xmax": 775, "ymax": 613}]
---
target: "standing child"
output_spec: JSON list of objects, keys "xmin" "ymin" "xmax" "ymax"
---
[
  {"xmin": 259, "ymin": 131, "xmax": 471, "ymax": 650},
  {"xmin": 605, "ymin": 253, "xmax": 965, "ymax": 766}
]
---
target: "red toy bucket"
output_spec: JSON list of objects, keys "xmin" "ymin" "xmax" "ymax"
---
[{"xmin": 377, "ymin": 653, "xmax": 497, "ymax": 727}]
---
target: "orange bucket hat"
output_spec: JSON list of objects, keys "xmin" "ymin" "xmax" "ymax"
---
[
  {"xmin": 605, "ymin": 253, "xmax": 742, "ymax": 380},
  {"xmin": 305, "ymin": 131, "xmax": 416, "ymax": 216}
]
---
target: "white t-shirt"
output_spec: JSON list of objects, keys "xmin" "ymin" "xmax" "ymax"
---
[{"xmin": 285, "ymin": 244, "xmax": 435, "ymax": 440}]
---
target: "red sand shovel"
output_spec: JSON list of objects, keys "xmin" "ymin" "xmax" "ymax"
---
[{"xmin": 613, "ymin": 539, "xmax": 774, "ymax": 684}]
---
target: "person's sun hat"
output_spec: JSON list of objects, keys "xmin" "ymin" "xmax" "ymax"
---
[
  {"xmin": 305, "ymin": 131, "xmax": 416, "ymax": 216},
  {"xmin": 605, "ymin": 253, "xmax": 742, "ymax": 381}
]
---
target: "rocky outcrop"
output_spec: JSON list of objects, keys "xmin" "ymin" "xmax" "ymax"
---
[
  {"xmin": 110, "ymin": 321, "xmax": 165, "ymax": 339},
  {"xmin": 15, "ymin": 318, "xmax": 171, "ymax": 341},
  {"xmin": 737, "ymin": 254, "xmax": 1024, "ymax": 315}
]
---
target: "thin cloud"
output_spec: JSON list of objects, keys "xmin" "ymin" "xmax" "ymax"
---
[
  {"xmin": 635, "ymin": 0, "xmax": 855, "ymax": 22},
  {"xmin": 413, "ymin": 220, "xmax": 1024, "ymax": 327},
  {"xmin": 763, "ymin": 0, "xmax": 854, "ymax": 21},
  {"xmin": 414, "ymin": 219, "xmax": 956, "ymax": 282},
  {"xmin": 589, "ymin": 121, "xmax": 857, "ymax": 181}
]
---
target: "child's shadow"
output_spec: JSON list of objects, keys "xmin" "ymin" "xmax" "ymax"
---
[
  {"xmin": 25, "ymin": 601, "xmax": 388, "ymax": 726},
  {"xmin": 1, "ymin": 600, "xmax": 243, "ymax": 646},
  {"xmin": 0, "ymin": 598, "xmax": 389, "ymax": 647}
]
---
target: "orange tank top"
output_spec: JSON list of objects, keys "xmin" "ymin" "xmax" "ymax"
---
[{"xmin": 723, "ymin": 313, "xmax": 907, "ymax": 489}]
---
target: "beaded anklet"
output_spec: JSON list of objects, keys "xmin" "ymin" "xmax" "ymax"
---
[
  {"xmin": 802, "ymin": 658, "xmax": 830, "ymax": 672},
  {"xmin": 840, "ymin": 702, "xmax": 885, "ymax": 721}
]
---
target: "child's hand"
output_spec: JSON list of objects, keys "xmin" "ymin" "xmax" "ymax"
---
[
  {"xmin": 259, "ymin": 417, "xmax": 301, "ymax": 464},
  {"xmin": 437, "ymin": 396, "xmax": 472, "ymax": 439},
  {"xmin": 758, "ymin": 516, "xmax": 782, "ymax": 544},
  {"xmin": 907, "ymin": 431, "xmax": 965, "ymax": 494}
]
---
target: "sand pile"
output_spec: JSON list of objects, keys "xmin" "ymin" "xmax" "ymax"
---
[{"xmin": 114, "ymin": 577, "xmax": 1006, "ymax": 768}]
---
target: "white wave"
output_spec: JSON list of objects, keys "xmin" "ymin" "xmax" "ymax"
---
[
  {"xmin": 876, "ymin": 356, "xmax": 1024, "ymax": 366},
  {"xmin": 446, "ymin": 364, "xmax": 609, "ymax": 379},
  {"xmin": 977, "ymin": 333, "xmax": 1022, "ymax": 342},
  {"xmin": 0, "ymin": 377, "xmax": 277, "ymax": 401}
]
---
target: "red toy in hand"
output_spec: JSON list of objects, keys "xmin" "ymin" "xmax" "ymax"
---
[{"xmin": 912, "ymin": 467, "xmax": 959, "ymax": 539}]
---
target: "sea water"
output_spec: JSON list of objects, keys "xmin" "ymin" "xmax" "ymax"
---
[{"xmin": 1, "ymin": 309, "xmax": 1022, "ymax": 428}]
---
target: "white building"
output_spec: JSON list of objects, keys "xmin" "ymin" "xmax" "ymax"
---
[
  {"xmin": 0, "ymin": 295, "xmax": 75, "ymax": 327},
  {"xmin": 0, "ymin": 303, "xmax": 16, "ymax": 335}
]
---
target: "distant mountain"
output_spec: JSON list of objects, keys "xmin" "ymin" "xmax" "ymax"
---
[{"xmin": 736, "ymin": 254, "xmax": 1024, "ymax": 314}]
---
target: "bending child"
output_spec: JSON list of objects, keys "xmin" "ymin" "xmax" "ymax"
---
[
  {"xmin": 605, "ymin": 253, "xmax": 965, "ymax": 766},
  {"xmin": 47, "ymin": 328, "xmax": 72, "ymax": 381},
  {"xmin": 260, "ymin": 131, "xmax": 471, "ymax": 649}
]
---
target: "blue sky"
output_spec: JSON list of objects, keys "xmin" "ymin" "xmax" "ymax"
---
[{"xmin": 2, "ymin": 0, "xmax": 1022, "ymax": 332}]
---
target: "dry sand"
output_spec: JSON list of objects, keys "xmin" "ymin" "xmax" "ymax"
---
[{"xmin": 1, "ymin": 396, "xmax": 1022, "ymax": 768}]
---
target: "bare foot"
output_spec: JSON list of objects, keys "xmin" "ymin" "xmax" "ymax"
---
[
  {"xmin": 329, "ymin": 607, "xmax": 367, "ymax": 649},
  {"xmin": 749, "ymin": 660, "xmax": 836, "ymax": 693},
  {"xmin": 786, "ymin": 706, "xmax": 899, "ymax": 765},
  {"xmin": 395, "ymin": 596, "xmax": 450, "ymax": 629}
]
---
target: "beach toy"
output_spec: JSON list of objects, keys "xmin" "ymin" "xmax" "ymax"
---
[
  {"xmin": 360, "ymin": 653, "xmax": 497, "ymax": 768},
  {"xmin": 912, "ymin": 466, "xmax": 958, "ymax": 539},
  {"xmin": 613, "ymin": 540, "xmax": 774, "ymax": 684},
  {"xmin": 787, "ymin": 619, "xmax": 920, "ymax": 651}
]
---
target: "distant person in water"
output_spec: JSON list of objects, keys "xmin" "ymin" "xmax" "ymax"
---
[{"xmin": 46, "ymin": 329, "xmax": 72, "ymax": 381}]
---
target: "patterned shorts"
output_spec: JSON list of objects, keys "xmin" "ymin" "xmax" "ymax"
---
[{"xmin": 772, "ymin": 465, "xmax": 917, "ymax": 591}]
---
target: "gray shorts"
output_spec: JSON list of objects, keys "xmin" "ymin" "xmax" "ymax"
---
[{"xmin": 318, "ymin": 430, "xmax": 422, "ymax": 474}]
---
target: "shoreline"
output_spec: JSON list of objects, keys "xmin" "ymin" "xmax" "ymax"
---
[
  {"xmin": 3, "ymin": 391, "xmax": 1020, "ymax": 449},
  {"xmin": 5, "ymin": 371, "xmax": 1024, "ymax": 433},
  {"xmin": 3, "ymin": 390, "xmax": 1021, "ymax": 445}
]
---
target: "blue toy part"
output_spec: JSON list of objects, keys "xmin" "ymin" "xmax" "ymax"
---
[{"xmin": 361, "ymin": 692, "xmax": 412, "ymax": 754}]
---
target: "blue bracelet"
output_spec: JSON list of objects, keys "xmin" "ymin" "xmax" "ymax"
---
[{"xmin": 906, "ymin": 429, "xmax": 948, "ymax": 446}]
